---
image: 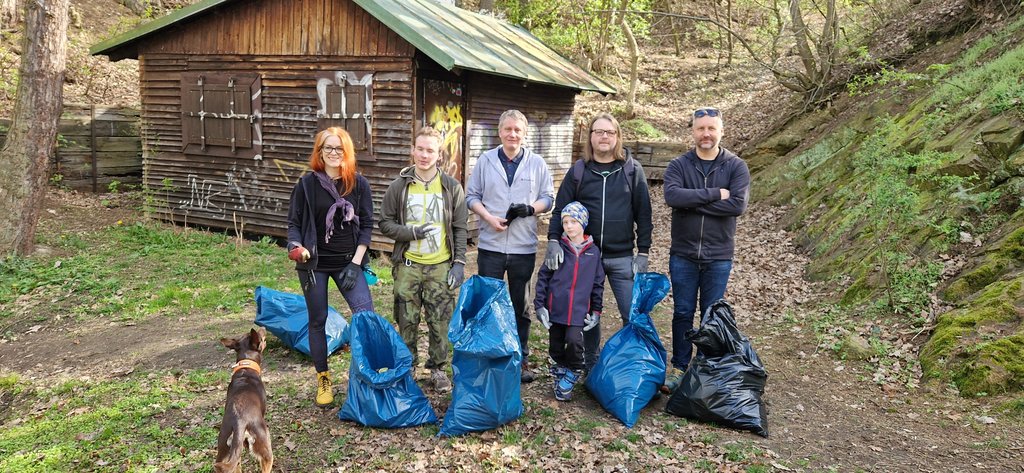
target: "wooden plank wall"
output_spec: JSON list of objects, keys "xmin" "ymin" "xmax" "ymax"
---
[
  {"xmin": 143, "ymin": 0, "xmax": 413, "ymax": 58},
  {"xmin": 0, "ymin": 105, "xmax": 142, "ymax": 192},
  {"xmin": 464, "ymin": 74, "xmax": 578, "ymax": 238},
  {"xmin": 139, "ymin": 54, "xmax": 414, "ymax": 249}
]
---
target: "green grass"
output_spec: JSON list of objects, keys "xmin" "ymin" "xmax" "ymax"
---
[
  {"xmin": 0, "ymin": 374, "xmax": 217, "ymax": 472},
  {"xmin": 2, "ymin": 220, "xmax": 296, "ymax": 321}
]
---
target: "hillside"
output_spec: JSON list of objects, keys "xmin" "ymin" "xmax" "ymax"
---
[{"xmin": 747, "ymin": 2, "xmax": 1024, "ymax": 398}]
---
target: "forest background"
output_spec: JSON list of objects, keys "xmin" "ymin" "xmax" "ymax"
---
[{"xmin": 0, "ymin": 0, "xmax": 1023, "ymax": 471}]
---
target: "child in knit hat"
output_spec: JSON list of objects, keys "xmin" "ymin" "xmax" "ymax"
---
[{"xmin": 533, "ymin": 201, "xmax": 605, "ymax": 401}]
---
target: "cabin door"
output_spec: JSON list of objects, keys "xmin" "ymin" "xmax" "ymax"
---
[{"xmin": 421, "ymin": 79, "xmax": 466, "ymax": 182}]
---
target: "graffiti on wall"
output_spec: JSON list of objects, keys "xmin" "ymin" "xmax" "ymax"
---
[{"xmin": 423, "ymin": 79, "xmax": 464, "ymax": 181}]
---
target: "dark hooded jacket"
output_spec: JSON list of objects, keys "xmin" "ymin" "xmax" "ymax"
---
[
  {"xmin": 663, "ymin": 147, "xmax": 749, "ymax": 261},
  {"xmin": 534, "ymin": 235, "xmax": 605, "ymax": 326}
]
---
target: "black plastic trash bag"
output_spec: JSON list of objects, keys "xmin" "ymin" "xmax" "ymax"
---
[
  {"xmin": 439, "ymin": 276, "xmax": 523, "ymax": 437},
  {"xmin": 338, "ymin": 311, "xmax": 438, "ymax": 428},
  {"xmin": 665, "ymin": 300, "xmax": 769, "ymax": 437},
  {"xmin": 254, "ymin": 286, "xmax": 348, "ymax": 356},
  {"xmin": 584, "ymin": 272, "xmax": 670, "ymax": 427}
]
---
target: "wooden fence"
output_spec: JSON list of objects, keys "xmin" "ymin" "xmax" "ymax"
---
[
  {"xmin": 572, "ymin": 139, "xmax": 688, "ymax": 182},
  {"xmin": 0, "ymin": 104, "xmax": 143, "ymax": 192}
]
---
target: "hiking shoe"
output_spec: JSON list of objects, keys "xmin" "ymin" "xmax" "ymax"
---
[
  {"xmin": 660, "ymin": 366, "xmax": 686, "ymax": 394},
  {"xmin": 431, "ymin": 369, "xmax": 452, "ymax": 392},
  {"xmin": 553, "ymin": 370, "xmax": 581, "ymax": 401},
  {"xmin": 315, "ymin": 371, "xmax": 334, "ymax": 407},
  {"xmin": 521, "ymin": 361, "xmax": 537, "ymax": 383}
]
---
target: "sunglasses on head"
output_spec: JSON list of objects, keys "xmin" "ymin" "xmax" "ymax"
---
[{"xmin": 693, "ymin": 108, "xmax": 720, "ymax": 118}]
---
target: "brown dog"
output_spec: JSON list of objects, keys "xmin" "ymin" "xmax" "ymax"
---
[{"xmin": 216, "ymin": 327, "xmax": 273, "ymax": 473}]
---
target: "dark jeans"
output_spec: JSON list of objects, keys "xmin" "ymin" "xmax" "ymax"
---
[
  {"xmin": 298, "ymin": 269, "xmax": 374, "ymax": 372},
  {"xmin": 477, "ymin": 248, "xmax": 536, "ymax": 357},
  {"xmin": 549, "ymin": 323, "xmax": 585, "ymax": 371},
  {"xmin": 669, "ymin": 255, "xmax": 732, "ymax": 370},
  {"xmin": 583, "ymin": 255, "xmax": 633, "ymax": 370}
]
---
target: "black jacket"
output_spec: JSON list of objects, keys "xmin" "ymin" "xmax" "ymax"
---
[
  {"xmin": 286, "ymin": 172, "xmax": 373, "ymax": 270},
  {"xmin": 663, "ymin": 148, "xmax": 749, "ymax": 261},
  {"xmin": 548, "ymin": 159, "xmax": 653, "ymax": 259}
]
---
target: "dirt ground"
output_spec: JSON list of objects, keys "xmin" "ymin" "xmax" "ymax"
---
[{"xmin": 2, "ymin": 188, "xmax": 1022, "ymax": 472}]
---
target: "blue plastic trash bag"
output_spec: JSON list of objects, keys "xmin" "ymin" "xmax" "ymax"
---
[
  {"xmin": 439, "ymin": 275, "xmax": 523, "ymax": 437},
  {"xmin": 338, "ymin": 311, "xmax": 438, "ymax": 428},
  {"xmin": 665, "ymin": 300, "xmax": 769, "ymax": 437},
  {"xmin": 584, "ymin": 272, "xmax": 670, "ymax": 428},
  {"xmin": 253, "ymin": 286, "xmax": 348, "ymax": 356}
]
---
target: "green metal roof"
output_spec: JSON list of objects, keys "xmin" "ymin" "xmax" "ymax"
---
[{"xmin": 90, "ymin": 0, "xmax": 616, "ymax": 94}]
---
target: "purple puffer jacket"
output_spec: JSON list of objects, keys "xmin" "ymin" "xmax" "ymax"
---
[{"xmin": 534, "ymin": 236, "xmax": 605, "ymax": 326}]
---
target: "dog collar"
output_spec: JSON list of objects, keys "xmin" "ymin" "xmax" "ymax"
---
[{"xmin": 231, "ymin": 359, "xmax": 262, "ymax": 376}]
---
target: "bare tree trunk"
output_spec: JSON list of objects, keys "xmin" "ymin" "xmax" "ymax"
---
[
  {"xmin": 478, "ymin": 0, "xmax": 495, "ymax": 13},
  {"xmin": 712, "ymin": 0, "xmax": 724, "ymax": 78},
  {"xmin": 0, "ymin": 0, "xmax": 70, "ymax": 255},
  {"xmin": 1, "ymin": 0, "xmax": 20, "ymax": 28},
  {"xmin": 726, "ymin": 0, "xmax": 734, "ymax": 65},
  {"xmin": 593, "ymin": 0, "xmax": 616, "ymax": 72},
  {"xmin": 618, "ymin": 0, "xmax": 639, "ymax": 117}
]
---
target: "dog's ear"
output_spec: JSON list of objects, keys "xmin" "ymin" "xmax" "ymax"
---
[
  {"xmin": 250, "ymin": 327, "xmax": 266, "ymax": 352},
  {"xmin": 220, "ymin": 337, "xmax": 239, "ymax": 350}
]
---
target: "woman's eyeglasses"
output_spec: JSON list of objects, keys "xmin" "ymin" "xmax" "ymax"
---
[
  {"xmin": 693, "ymin": 108, "xmax": 720, "ymax": 118},
  {"xmin": 321, "ymin": 146, "xmax": 343, "ymax": 155}
]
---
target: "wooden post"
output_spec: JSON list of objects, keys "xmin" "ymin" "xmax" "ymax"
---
[{"xmin": 90, "ymin": 104, "xmax": 97, "ymax": 193}]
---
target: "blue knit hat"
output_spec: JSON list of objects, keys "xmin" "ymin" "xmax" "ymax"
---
[{"xmin": 561, "ymin": 201, "xmax": 589, "ymax": 228}]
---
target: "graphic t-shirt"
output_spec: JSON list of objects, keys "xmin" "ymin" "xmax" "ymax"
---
[{"xmin": 403, "ymin": 176, "xmax": 450, "ymax": 265}]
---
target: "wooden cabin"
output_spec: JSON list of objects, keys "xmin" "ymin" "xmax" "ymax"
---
[{"xmin": 91, "ymin": 0, "xmax": 615, "ymax": 251}]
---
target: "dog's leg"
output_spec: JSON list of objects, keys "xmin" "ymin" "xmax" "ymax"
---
[
  {"xmin": 252, "ymin": 421, "xmax": 274, "ymax": 473},
  {"xmin": 214, "ymin": 424, "xmax": 243, "ymax": 473}
]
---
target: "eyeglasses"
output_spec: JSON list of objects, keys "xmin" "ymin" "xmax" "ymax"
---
[
  {"xmin": 321, "ymin": 145, "xmax": 343, "ymax": 155},
  {"xmin": 693, "ymin": 108, "xmax": 720, "ymax": 118},
  {"xmin": 591, "ymin": 129, "xmax": 618, "ymax": 137}
]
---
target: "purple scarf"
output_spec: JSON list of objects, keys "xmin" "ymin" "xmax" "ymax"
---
[{"xmin": 314, "ymin": 171, "xmax": 358, "ymax": 244}]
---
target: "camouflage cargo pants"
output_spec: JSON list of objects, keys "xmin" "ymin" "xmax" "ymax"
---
[{"xmin": 394, "ymin": 260, "xmax": 455, "ymax": 369}]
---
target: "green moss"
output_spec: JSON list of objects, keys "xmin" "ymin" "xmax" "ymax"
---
[
  {"xmin": 921, "ymin": 278, "xmax": 1024, "ymax": 395},
  {"xmin": 952, "ymin": 335, "xmax": 1024, "ymax": 396},
  {"xmin": 944, "ymin": 261, "xmax": 1006, "ymax": 300}
]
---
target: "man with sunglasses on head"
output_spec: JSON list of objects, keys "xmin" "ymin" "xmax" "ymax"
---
[{"xmin": 661, "ymin": 106, "xmax": 750, "ymax": 394}]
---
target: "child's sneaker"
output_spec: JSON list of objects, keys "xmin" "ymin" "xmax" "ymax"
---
[
  {"xmin": 553, "ymin": 369, "xmax": 582, "ymax": 402},
  {"xmin": 549, "ymin": 364, "xmax": 568, "ymax": 379}
]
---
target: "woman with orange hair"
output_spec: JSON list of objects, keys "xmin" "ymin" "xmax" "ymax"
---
[{"xmin": 286, "ymin": 127, "xmax": 375, "ymax": 407}]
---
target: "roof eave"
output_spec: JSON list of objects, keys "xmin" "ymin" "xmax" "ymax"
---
[{"xmin": 89, "ymin": 0, "xmax": 234, "ymax": 59}]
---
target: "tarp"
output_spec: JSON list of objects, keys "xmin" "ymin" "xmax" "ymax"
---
[
  {"xmin": 439, "ymin": 275, "xmax": 523, "ymax": 436},
  {"xmin": 253, "ymin": 286, "xmax": 348, "ymax": 356},
  {"xmin": 338, "ymin": 311, "xmax": 438, "ymax": 428},
  {"xmin": 584, "ymin": 272, "xmax": 671, "ymax": 427}
]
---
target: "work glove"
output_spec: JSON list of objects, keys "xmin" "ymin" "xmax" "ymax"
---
[
  {"xmin": 583, "ymin": 312, "xmax": 600, "ymax": 332},
  {"xmin": 447, "ymin": 262, "xmax": 465, "ymax": 289},
  {"xmin": 544, "ymin": 240, "xmax": 563, "ymax": 271},
  {"xmin": 288, "ymin": 246, "xmax": 310, "ymax": 263},
  {"xmin": 338, "ymin": 262, "xmax": 362, "ymax": 291},
  {"xmin": 411, "ymin": 223, "xmax": 440, "ymax": 240},
  {"xmin": 632, "ymin": 253, "xmax": 649, "ymax": 274},
  {"xmin": 536, "ymin": 307, "xmax": 552, "ymax": 330},
  {"xmin": 504, "ymin": 203, "xmax": 534, "ymax": 226}
]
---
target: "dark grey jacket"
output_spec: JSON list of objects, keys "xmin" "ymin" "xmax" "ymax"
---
[
  {"xmin": 663, "ymin": 148, "xmax": 750, "ymax": 261},
  {"xmin": 378, "ymin": 166, "xmax": 468, "ymax": 266}
]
